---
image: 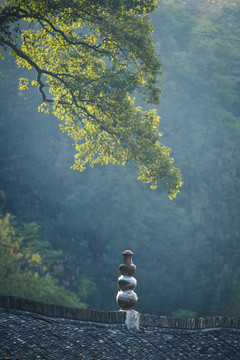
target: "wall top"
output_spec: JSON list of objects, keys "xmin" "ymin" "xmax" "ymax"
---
[{"xmin": 1, "ymin": 294, "xmax": 240, "ymax": 330}]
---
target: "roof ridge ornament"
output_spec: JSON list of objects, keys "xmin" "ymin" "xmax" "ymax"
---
[{"xmin": 116, "ymin": 250, "xmax": 138, "ymax": 311}]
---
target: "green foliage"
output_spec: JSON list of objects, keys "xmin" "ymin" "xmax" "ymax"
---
[
  {"xmin": 1, "ymin": 0, "xmax": 240, "ymax": 318},
  {"xmin": 171, "ymin": 309, "xmax": 198, "ymax": 318},
  {"xmin": 0, "ymin": 0, "xmax": 182, "ymax": 198},
  {"xmin": 0, "ymin": 213, "xmax": 85, "ymax": 307},
  {"xmin": 150, "ymin": 0, "xmax": 240, "ymax": 316}
]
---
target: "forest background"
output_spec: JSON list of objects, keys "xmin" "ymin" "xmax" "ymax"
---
[{"xmin": 0, "ymin": 0, "xmax": 240, "ymax": 317}]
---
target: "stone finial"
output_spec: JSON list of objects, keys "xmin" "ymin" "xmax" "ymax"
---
[{"xmin": 116, "ymin": 250, "xmax": 138, "ymax": 310}]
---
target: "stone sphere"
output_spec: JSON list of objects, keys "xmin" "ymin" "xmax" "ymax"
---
[{"xmin": 116, "ymin": 290, "xmax": 138, "ymax": 310}]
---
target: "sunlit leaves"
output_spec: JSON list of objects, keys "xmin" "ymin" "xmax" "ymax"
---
[
  {"xmin": 0, "ymin": 0, "xmax": 182, "ymax": 198},
  {"xmin": 18, "ymin": 77, "xmax": 29, "ymax": 90}
]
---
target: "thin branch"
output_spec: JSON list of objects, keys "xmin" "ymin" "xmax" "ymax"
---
[
  {"xmin": 0, "ymin": 34, "xmax": 81, "ymax": 103},
  {"xmin": 3, "ymin": 5, "xmax": 110, "ymax": 55},
  {"xmin": 39, "ymin": 17, "xmax": 112, "ymax": 55},
  {"xmin": 0, "ymin": 35, "xmax": 54, "ymax": 102},
  {"xmin": 0, "ymin": 6, "xmax": 26, "ymax": 27}
]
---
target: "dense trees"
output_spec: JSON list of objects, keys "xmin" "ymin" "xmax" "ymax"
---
[
  {"xmin": 0, "ymin": 213, "xmax": 85, "ymax": 306},
  {"xmin": 150, "ymin": 0, "xmax": 240, "ymax": 316},
  {"xmin": 0, "ymin": 0, "xmax": 182, "ymax": 198},
  {"xmin": 0, "ymin": 0, "xmax": 240, "ymax": 317}
]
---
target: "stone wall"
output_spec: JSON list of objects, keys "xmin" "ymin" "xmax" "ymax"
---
[
  {"xmin": 140, "ymin": 313, "xmax": 240, "ymax": 329},
  {"xmin": 1, "ymin": 294, "xmax": 240, "ymax": 329}
]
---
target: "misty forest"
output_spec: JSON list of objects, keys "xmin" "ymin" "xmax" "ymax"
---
[{"xmin": 0, "ymin": 0, "xmax": 240, "ymax": 318}]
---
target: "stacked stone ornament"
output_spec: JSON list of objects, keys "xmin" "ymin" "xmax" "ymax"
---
[{"xmin": 116, "ymin": 250, "xmax": 138, "ymax": 310}]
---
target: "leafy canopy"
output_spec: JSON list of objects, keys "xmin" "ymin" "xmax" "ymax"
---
[
  {"xmin": 0, "ymin": 213, "xmax": 85, "ymax": 307},
  {"xmin": 0, "ymin": 0, "xmax": 182, "ymax": 198}
]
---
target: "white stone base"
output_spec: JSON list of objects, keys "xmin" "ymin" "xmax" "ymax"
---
[{"xmin": 125, "ymin": 309, "xmax": 140, "ymax": 330}]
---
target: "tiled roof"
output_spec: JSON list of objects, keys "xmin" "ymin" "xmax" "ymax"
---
[{"xmin": 0, "ymin": 295, "xmax": 240, "ymax": 359}]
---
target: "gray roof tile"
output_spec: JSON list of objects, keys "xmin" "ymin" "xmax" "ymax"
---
[{"xmin": 0, "ymin": 295, "xmax": 240, "ymax": 359}]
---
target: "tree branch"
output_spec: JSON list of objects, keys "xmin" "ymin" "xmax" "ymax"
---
[
  {"xmin": 0, "ymin": 33, "xmax": 84, "ymax": 104},
  {"xmin": 1, "ymin": 5, "xmax": 110, "ymax": 56},
  {"xmin": 37, "ymin": 17, "xmax": 112, "ymax": 56}
]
